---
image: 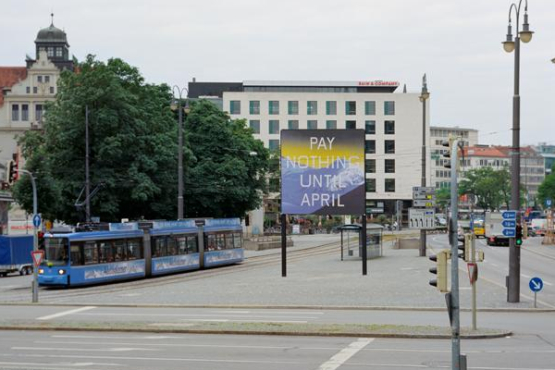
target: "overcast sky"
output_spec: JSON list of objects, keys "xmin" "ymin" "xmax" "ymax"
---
[{"xmin": 3, "ymin": 0, "xmax": 555, "ymax": 146}]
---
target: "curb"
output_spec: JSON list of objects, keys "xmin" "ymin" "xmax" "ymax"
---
[
  {"xmin": 0, "ymin": 324, "xmax": 512, "ymax": 340},
  {"xmin": 1, "ymin": 302, "xmax": 553, "ymax": 313}
]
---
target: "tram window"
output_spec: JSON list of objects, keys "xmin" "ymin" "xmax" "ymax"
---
[
  {"xmin": 225, "ymin": 233, "xmax": 234, "ymax": 250},
  {"xmin": 70, "ymin": 242, "xmax": 84, "ymax": 266},
  {"xmin": 216, "ymin": 234, "xmax": 225, "ymax": 250},
  {"xmin": 175, "ymin": 236, "xmax": 187, "ymax": 255},
  {"xmin": 98, "ymin": 241, "xmax": 114, "ymax": 263},
  {"xmin": 114, "ymin": 239, "xmax": 126, "ymax": 261},
  {"xmin": 84, "ymin": 242, "xmax": 98, "ymax": 265},
  {"xmin": 153, "ymin": 236, "xmax": 167, "ymax": 257},
  {"xmin": 233, "ymin": 233, "xmax": 242, "ymax": 249},
  {"xmin": 168, "ymin": 236, "xmax": 178, "ymax": 255},
  {"xmin": 127, "ymin": 238, "xmax": 143, "ymax": 260},
  {"xmin": 187, "ymin": 236, "xmax": 198, "ymax": 253}
]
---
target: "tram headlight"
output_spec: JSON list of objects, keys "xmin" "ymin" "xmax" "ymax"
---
[
  {"xmin": 38, "ymin": 268, "xmax": 44, "ymax": 274},
  {"xmin": 58, "ymin": 269, "xmax": 66, "ymax": 275}
]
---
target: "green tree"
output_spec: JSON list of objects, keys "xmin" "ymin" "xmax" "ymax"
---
[
  {"xmin": 14, "ymin": 55, "xmax": 179, "ymax": 223},
  {"xmin": 184, "ymin": 100, "xmax": 269, "ymax": 218},
  {"xmin": 459, "ymin": 167, "xmax": 510, "ymax": 211},
  {"xmin": 436, "ymin": 186, "xmax": 451, "ymax": 211},
  {"xmin": 538, "ymin": 168, "xmax": 555, "ymax": 209}
]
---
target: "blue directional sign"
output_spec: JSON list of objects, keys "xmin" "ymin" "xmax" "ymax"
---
[
  {"xmin": 502, "ymin": 229, "xmax": 516, "ymax": 237},
  {"xmin": 546, "ymin": 199, "xmax": 552, "ymax": 207},
  {"xmin": 502, "ymin": 211, "xmax": 517, "ymax": 219},
  {"xmin": 529, "ymin": 277, "xmax": 543, "ymax": 293},
  {"xmin": 32, "ymin": 214, "xmax": 41, "ymax": 228},
  {"xmin": 502, "ymin": 220, "xmax": 516, "ymax": 228}
]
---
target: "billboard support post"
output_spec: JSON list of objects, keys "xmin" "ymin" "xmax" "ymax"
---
[
  {"xmin": 281, "ymin": 213, "xmax": 287, "ymax": 277},
  {"xmin": 362, "ymin": 214, "xmax": 367, "ymax": 275}
]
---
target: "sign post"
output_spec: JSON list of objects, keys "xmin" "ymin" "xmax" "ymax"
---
[
  {"xmin": 529, "ymin": 277, "xmax": 543, "ymax": 308},
  {"xmin": 32, "ymin": 213, "xmax": 41, "ymax": 303}
]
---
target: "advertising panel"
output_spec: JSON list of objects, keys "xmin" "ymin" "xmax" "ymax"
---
[{"xmin": 281, "ymin": 130, "xmax": 365, "ymax": 215}]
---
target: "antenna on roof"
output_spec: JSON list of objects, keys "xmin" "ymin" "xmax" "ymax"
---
[{"xmin": 51, "ymin": 12, "xmax": 54, "ymax": 26}]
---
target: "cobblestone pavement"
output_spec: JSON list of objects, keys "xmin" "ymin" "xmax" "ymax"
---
[{"xmin": 28, "ymin": 233, "xmax": 549, "ymax": 309}]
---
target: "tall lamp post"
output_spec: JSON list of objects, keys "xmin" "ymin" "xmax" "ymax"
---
[
  {"xmin": 502, "ymin": 0, "xmax": 534, "ymax": 303},
  {"xmin": 171, "ymin": 86, "xmax": 190, "ymax": 220},
  {"xmin": 419, "ymin": 74, "xmax": 430, "ymax": 257}
]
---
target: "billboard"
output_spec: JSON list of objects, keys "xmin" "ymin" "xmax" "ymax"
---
[{"xmin": 280, "ymin": 130, "xmax": 365, "ymax": 215}]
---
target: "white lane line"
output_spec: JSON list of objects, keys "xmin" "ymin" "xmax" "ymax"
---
[
  {"xmin": 78, "ymin": 312, "xmax": 318, "ymax": 319},
  {"xmin": 36, "ymin": 306, "xmax": 96, "ymax": 321},
  {"xmin": 522, "ymin": 274, "xmax": 532, "ymax": 279},
  {"xmin": 318, "ymin": 338, "xmax": 373, "ymax": 370},
  {"xmin": 544, "ymin": 281, "xmax": 553, "ymax": 286},
  {"xmin": 180, "ymin": 319, "xmax": 308, "ymax": 323},
  {"xmin": 490, "ymin": 263, "xmax": 499, "ymax": 267}
]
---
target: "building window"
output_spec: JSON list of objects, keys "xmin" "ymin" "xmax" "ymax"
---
[
  {"xmin": 49, "ymin": 86, "xmax": 55, "ymax": 94},
  {"xmin": 307, "ymin": 120, "xmax": 318, "ymax": 129},
  {"xmin": 365, "ymin": 159, "xmax": 376, "ymax": 173},
  {"xmin": 249, "ymin": 120, "xmax": 260, "ymax": 134},
  {"xmin": 21, "ymin": 104, "xmax": 29, "ymax": 121},
  {"xmin": 35, "ymin": 104, "xmax": 43, "ymax": 121},
  {"xmin": 384, "ymin": 101, "xmax": 395, "ymax": 115},
  {"xmin": 326, "ymin": 120, "xmax": 337, "ymax": 129},
  {"xmin": 269, "ymin": 140, "xmax": 280, "ymax": 151},
  {"xmin": 345, "ymin": 101, "xmax": 356, "ymax": 115},
  {"xmin": 326, "ymin": 101, "xmax": 337, "ymax": 115},
  {"xmin": 385, "ymin": 140, "xmax": 395, "ymax": 154},
  {"xmin": 47, "ymin": 47, "xmax": 54, "ymax": 57},
  {"xmin": 365, "ymin": 120, "xmax": 375, "ymax": 134},
  {"xmin": 307, "ymin": 101, "xmax": 318, "ymax": 115},
  {"xmin": 346, "ymin": 120, "xmax": 356, "ymax": 129},
  {"xmin": 249, "ymin": 101, "xmax": 260, "ymax": 115},
  {"xmin": 287, "ymin": 101, "xmax": 298, "ymax": 115},
  {"xmin": 366, "ymin": 179, "xmax": 376, "ymax": 193},
  {"xmin": 269, "ymin": 120, "xmax": 280, "ymax": 134},
  {"xmin": 385, "ymin": 120, "xmax": 395, "ymax": 134},
  {"xmin": 45, "ymin": 75, "xmax": 50, "ymax": 83},
  {"xmin": 230, "ymin": 100, "xmax": 241, "ymax": 115},
  {"xmin": 385, "ymin": 179, "xmax": 395, "ymax": 192},
  {"xmin": 33, "ymin": 87, "xmax": 38, "ymax": 94},
  {"xmin": 56, "ymin": 48, "xmax": 62, "ymax": 57},
  {"xmin": 11, "ymin": 105, "xmax": 19, "ymax": 121},
  {"xmin": 26, "ymin": 86, "xmax": 30, "ymax": 94},
  {"xmin": 365, "ymin": 140, "xmax": 375, "ymax": 154},
  {"xmin": 37, "ymin": 76, "xmax": 43, "ymax": 83},
  {"xmin": 365, "ymin": 101, "xmax": 376, "ymax": 115},
  {"xmin": 288, "ymin": 120, "xmax": 299, "ymax": 130},
  {"xmin": 269, "ymin": 101, "xmax": 280, "ymax": 115},
  {"xmin": 385, "ymin": 159, "xmax": 395, "ymax": 173}
]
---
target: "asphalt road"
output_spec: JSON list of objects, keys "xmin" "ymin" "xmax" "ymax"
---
[{"xmin": 1, "ymin": 330, "xmax": 554, "ymax": 370}]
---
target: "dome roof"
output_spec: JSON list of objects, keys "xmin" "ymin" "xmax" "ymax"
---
[{"xmin": 35, "ymin": 23, "xmax": 68, "ymax": 44}]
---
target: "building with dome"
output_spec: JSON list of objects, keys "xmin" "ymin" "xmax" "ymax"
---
[{"xmin": 0, "ymin": 15, "xmax": 74, "ymax": 234}]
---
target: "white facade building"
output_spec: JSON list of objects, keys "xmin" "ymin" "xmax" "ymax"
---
[
  {"xmin": 430, "ymin": 126, "xmax": 478, "ymax": 188},
  {"xmin": 214, "ymin": 80, "xmax": 430, "ymax": 217}
]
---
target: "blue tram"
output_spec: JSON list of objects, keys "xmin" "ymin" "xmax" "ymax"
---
[{"xmin": 38, "ymin": 218, "xmax": 243, "ymax": 287}]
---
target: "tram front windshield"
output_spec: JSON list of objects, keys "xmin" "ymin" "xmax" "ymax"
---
[{"xmin": 44, "ymin": 237, "xmax": 69, "ymax": 266}]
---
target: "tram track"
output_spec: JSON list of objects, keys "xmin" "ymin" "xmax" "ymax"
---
[{"xmin": 1, "ymin": 240, "xmax": 343, "ymax": 303}]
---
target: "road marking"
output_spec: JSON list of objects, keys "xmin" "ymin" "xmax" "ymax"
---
[
  {"xmin": 522, "ymin": 274, "xmax": 531, "ymax": 279},
  {"xmin": 179, "ymin": 319, "xmax": 309, "ymax": 323},
  {"xmin": 78, "ymin": 312, "xmax": 318, "ymax": 319},
  {"xmin": 12, "ymin": 346, "xmax": 160, "ymax": 352},
  {"xmin": 544, "ymin": 281, "xmax": 553, "ymax": 286},
  {"xmin": 36, "ymin": 306, "xmax": 96, "ymax": 321},
  {"xmin": 317, "ymin": 338, "xmax": 373, "ymax": 370}
]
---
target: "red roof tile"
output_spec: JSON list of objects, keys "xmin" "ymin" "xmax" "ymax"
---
[
  {"xmin": 463, "ymin": 146, "xmax": 508, "ymax": 158},
  {"xmin": 0, "ymin": 67, "xmax": 27, "ymax": 107}
]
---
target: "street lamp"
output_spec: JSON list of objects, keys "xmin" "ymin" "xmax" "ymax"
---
[
  {"xmin": 502, "ymin": 0, "xmax": 533, "ymax": 303},
  {"xmin": 419, "ymin": 73, "xmax": 430, "ymax": 257},
  {"xmin": 171, "ymin": 85, "xmax": 190, "ymax": 220}
]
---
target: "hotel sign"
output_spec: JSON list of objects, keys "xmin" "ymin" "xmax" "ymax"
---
[
  {"xmin": 358, "ymin": 81, "xmax": 399, "ymax": 87},
  {"xmin": 280, "ymin": 130, "xmax": 365, "ymax": 215}
]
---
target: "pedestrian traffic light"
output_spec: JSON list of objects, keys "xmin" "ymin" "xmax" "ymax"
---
[
  {"xmin": 429, "ymin": 250, "xmax": 448, "ymax": 292},
  {"xmin": 515, "ymin": 224, "xmax": 523, "ymax": 246},
  {"xmin": 5, "ymin": 160, "xmax": 17, "ymax": 185}
]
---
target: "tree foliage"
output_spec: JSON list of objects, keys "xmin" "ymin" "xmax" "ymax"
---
[
  {"xmin": 14, "ymin": 56, "xmax": 268, "ymax": 223},
  {"xmin": 459, "ymin": 167, "xmax": 512, "ymax": 211},
  {"xmin": 538, "ymin": 171, "xmax": 555, "ymax": 209}
]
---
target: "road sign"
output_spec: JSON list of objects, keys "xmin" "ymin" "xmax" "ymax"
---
[
  {"xmin": 502, "ymin": 211, "xmax": 517, "ymax": 219},
  {"xmin": 502, "ymin": 229, "xmax": 516, "ymax": 237},
  {"xmin": 32, "ymin": 214, "xmax": 41, "ymax": 228},
  {"xmin": 546, "ymin": 199, "xmax": 552, "ymax": 207},
  {"xmin": 412, "ymin": 199, "xmax": 436, "ymax": 208},
  {"xmin": 409, "ymin": 208, "xmax": 436, "ymax": 229},
  {"xmin": 467, "ymin": 263, "xmax": 478, "ymax": 284},
  {"xmin": 31, "ymin": 250, "xmax": 44, "ymax": 267},
  {"xmin": 413, "ymin": 186, "xmax": 436, "ymax": 200},
  {"xmin": 502, "ymin": 220, "xmax": 516, "ymax": 228},
  {"xmin": 529, "ymin": 277, "xmax": 543, "ymax": 292}
]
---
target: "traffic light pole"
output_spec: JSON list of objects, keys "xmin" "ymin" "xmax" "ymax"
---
[
  {"xmin": 18, "ymin": 169, "xmax": 38, "ymax": 303},
  {"xmin": 448, "ymin": 139, "xmax": 463, "ymax": 369}
]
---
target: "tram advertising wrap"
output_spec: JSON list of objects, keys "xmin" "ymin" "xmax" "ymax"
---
[{"xmin": 280, "ymin": 130, "xmax": 365, "ymax": 215}]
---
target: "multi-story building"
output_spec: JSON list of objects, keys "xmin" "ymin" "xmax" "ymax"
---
[
  {"xmin": 430, "ymin": 126, "xmax": 478, "ymax": 188},
  {"xmin": 533, "ymin": 143, "xmax": 555, "ymax": 174},
  {"xmin": 0, "ymin": 17, "xmax": 73, "ymax": 234},
  {"xmin": 189, "ymin": 79, "xmax": 430, "ymax": 228}
]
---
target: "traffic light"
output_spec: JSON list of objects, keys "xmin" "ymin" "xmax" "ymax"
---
[
  {"xmin": 429, "ymin": 250, "xmax": 448, "ymax": 292},
  {"xmin": 5, "ymin": 160, "xmax": 17, "ymax": 185},
  {"xmin": 515, "ymin": 224, "xmax": 523, "ymax": 246},
  {"xmin": 442, "ymin": 138, "xmax": 453, "ymax": 169},
  {"xmin": 458, "ymin": 234, "xmax": 472, "ymax": 262}
]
